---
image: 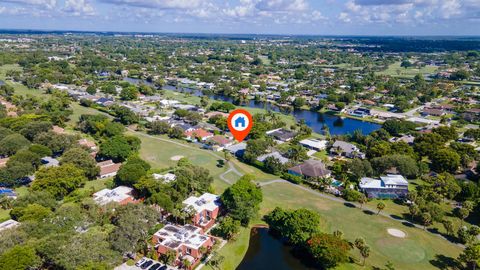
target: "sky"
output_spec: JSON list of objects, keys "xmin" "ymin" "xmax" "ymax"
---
[{"xmin": 0, "ymin": 0, "xmax": 479, "ymax": 35}]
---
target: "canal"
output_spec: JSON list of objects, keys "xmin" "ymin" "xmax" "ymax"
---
[{"xmin": 124, "ymin": 78, "xmax": 381, "ymax": 135}]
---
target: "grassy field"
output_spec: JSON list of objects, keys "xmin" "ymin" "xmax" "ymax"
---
[
  {"xmin": 128, "ymin": 131, "xmax": 232, "ymax": 182},
  {"xmin": 208, "ymin": 182, "xmax": 462, "ymax": 270},
  {"xmin": 376, "ymin": 61, "xmax": 439, "ymax": 79}
]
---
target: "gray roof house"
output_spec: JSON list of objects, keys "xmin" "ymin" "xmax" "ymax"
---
[
  {"xmin": 288, "ymin": 160, "xmax": 331, "ymax": 178},
  {"xmin": 330, "ymin": 141, "xmax": 365, "ymax": 159},
  {"xmin": 256, "ymin": 152, "xmax": 290, "ymax": 164}
]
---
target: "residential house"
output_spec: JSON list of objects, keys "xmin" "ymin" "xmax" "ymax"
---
[
  {"xmin": 462, "ymin": 108, "xmax": 480, "ymax": 122},
  {"xmin": 78, "ymin": 139, "xmax": 98, "ymax": 151},
  {"xmin": 266, "ymin": 128, "xmax": 296, "ymax": 142},
  {"xmin": 389, "ymin": 135, "xmax": 415, "ymax": 145},
  {"xmin": 184, "ymin": 128, "xmax": 213, "ymax": 141},
  {"xmin": 330, "ymin": 141, "xmax": 366, "ymax": 159},
  {"xmin": 93, "ymin": 186, "xmax": 140, "ymax": 206},
  {"xmin": 422, "ymin": 107, "xmax": 446, "ymax": 117},
  {"xmin": 256, "ymin": 151, "xmax": 289, "ymax": 164},
  {"xmin": 299, "ymin": 139, "xmax": 328, "ymax": 151},
  {"xmin": 360, "ymin": 174, "xmax": 409, "ymax": 199},
  {"xmin": 153, "ymin": 172, "xmax": 176, "ymax": 183},
  {"xmin": 183, "ymin": 193, "xmax": 220, "ymax": 231},
  {"xmin": 152, "ymin": 224, "xmax": 214, "ymax": 270},
  {"xmin": 288, "ymin": 160, "xmax": 331, "ymax": 179},
  {"xmin": 206, "ymin": 135, "xmax": 233, "ymax": 151},
  {"xmin": 0, "ymin": 219, "xmax": 20, "ymax": 232},
  {"xmin": 97, "ymin": 160, "xmax": 121, "ymax": 178},
  {"xmin": 225, "ymin": 142, "xmax": 247, "ymax": 157}
]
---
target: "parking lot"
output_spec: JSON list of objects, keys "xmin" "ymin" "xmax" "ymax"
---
[{"xmin": 114, "ymin": 258, "xmax": 177, "ymax": 270}]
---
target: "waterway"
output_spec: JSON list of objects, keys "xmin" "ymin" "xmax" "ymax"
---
[
  {"xmin": 237, "ymin": 227, "xmax": 318, "ymax": 270},
  {"xmin": 123, "ymin": 77, "xmax": 381, "ymax": 135}
]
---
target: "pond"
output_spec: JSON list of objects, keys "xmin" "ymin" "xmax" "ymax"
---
[
  {"xmin": 237, "ymin": 227, "xmax": 318, "ymax": 270},
  {"xmin": 123, "ymin": 77, "xmax": 381, "ymax": 135}
]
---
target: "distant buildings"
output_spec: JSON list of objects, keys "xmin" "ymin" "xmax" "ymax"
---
[
  {"xmin": 183, "ymin": 193, "xmax": 221, "ymax": 231},
  {"xmin": 360, "ymin": 174, "xmax": 409, "ymax": 199}
]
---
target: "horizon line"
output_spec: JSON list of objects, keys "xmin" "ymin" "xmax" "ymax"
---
[{"xmin": 1, "ymin": 28, "xmax": 480, "ymax": 38}]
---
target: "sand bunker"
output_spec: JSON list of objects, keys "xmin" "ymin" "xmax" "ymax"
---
[
  {"xmin": 170, "ymin": 155, "xmax": 185, "ymax": 161},
  {"xmin": 387, "ymin": 228, "xmax": 406, "ymax": 238}
]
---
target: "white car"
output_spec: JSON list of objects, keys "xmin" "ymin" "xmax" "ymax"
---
[{"xmin": 135, "ymin": 257, "xmax": 148, "ymax": 267}]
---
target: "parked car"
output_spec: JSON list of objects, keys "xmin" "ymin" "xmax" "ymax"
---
[
  {"xmin": 135, "ymin": 258, "xmax": 148, "ymax": 267},
  {"xmin": 149, "ymin": 263, "xmax": 161, "ymax": 270},
  {"xmin": 140, "ymin": 260, "xmax": 153, "ymax": 269},
  {"xmin": 159, "ymin": 266, "xmax": 168, "ymax": 270}
]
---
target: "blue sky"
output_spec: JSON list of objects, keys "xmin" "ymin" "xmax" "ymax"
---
[{"xmin": 0, "ymin": 0, "xmax": 479, "ymax": 35}]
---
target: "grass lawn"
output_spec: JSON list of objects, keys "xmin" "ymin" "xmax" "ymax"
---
[
  {"xmin": 376, "ymin": 61, "xmax": 438, "ymax": 79},
  {"xmin": 261, "ymin": 183, "xmax": 461, "ymax": 270},
  {"xmin": 203, "ymin": 226, "xmax": 252, "ymax": 270},
  {"xmin": 0, "ymin": 209, "xmax": 10, "ymax": 222},
  {"xmin": 210, "ymin": 182, "xmax": 463, "ymax": 270}
]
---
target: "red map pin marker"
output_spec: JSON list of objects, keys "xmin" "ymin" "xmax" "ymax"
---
[{"xmin": 227, "ymin": 109, "xmax": 253, "ymax": 142}]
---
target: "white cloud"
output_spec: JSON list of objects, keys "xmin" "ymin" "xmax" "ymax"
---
[
  {"xmin": 3, "ymin": 0, "xmax": 56, "ymax": 9},
  {"xmin": 97, "ymin": 0, "xmax": 201, "ymax": 9},
  {"xmin": 64, "ymin": 0, "xmax": 95, "ymax": 16}
]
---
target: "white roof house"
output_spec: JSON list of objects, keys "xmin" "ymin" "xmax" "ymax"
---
[
  {"xmin": 360, "ymin": 174, "xmax": 408, "ymax": 189},
  {"xmin": 153, "ymin": 224, "xmax": 209, "ymax": 250},
  {"xmin": 299, "ymin": 138, "xmax": 328, "ymax": 151},
  {"xmin": 183, "ymin": 193, "xmax": 220, "ymax": 213},
  {"xmin": 153, "ymin": 172, "xmax": 176, "ymax": 183},
  {"xmin": 93, "ymin": 186, "xmax": 135, "ymax": 206},
  {"xmin": 0, "ymin": 219, "xmax": 20, "ymax": 232}
]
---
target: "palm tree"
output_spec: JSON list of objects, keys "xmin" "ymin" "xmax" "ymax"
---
[
  {"xmin": 376, "ymin": 202, "xmax": 386, "ymax": 215},
  {"xmin": 360, "ymin": 245, "xmax": 371, "ymax": 266},
  {"xmin": 354, "ymin": 237, "xmax": 366, "ymax": 250}
]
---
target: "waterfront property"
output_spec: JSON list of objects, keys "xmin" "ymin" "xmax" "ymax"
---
[
  {"xmin": 152, "ymin": 224, "xmax": 214, "ymax": 270},
  {"xmin": 359, "ymin": 174, "xmax": 409, "ymax": 199},
  {"xmin": 183, "ymin": 193, "xmax": 221, "ymax": 231},
  {"xmin": 299, "ymin": 138, "xmax": 328, "ymax": 151},
  {"xmin": 330, "ymin": 140, "xmax": 366, "ymax": 159}
]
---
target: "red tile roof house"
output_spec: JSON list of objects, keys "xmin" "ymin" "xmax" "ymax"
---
[
  {"xmin": 97, "ymin": 160, "xmax": 121, "ymax": 179},
  {"xmin": 78, "ymin": 139, "xmax": 98, "ymax": 151},
  {"xmin": 152, "ymin": 224, "xmax": 215, "ymax": 270},
  {"xmin": 183, "ymin": 193, "xmax": 221, "ymax": 231},
  {"xmin": 184, "ymin": 128, "xmax": 214, "ymax": 142}
]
